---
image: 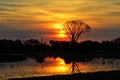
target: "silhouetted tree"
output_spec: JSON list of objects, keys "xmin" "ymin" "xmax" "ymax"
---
[
  {"xmin": 113, "ymin": 38, "xmax": 120, "ymax": 43},
  {"xmin": 63, "ymin": 20, "xmax": 91, "ymax": 42},
  {"xmin": 62, "ymin": 20, "xmax": 91, "ymax": 73},
  {"xmin": 24, "ymin": 39, "xmax": 40, "ymax": 46}
]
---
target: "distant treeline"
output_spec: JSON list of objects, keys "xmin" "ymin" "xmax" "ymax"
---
[{"xmin": 0, "ymin": 38, "xmax": 120, "ymax": 62}]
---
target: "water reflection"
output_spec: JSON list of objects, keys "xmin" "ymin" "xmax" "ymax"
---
[
  {"xmin": 40, "ymin": 57, "xmax": 70, "ymax": 73},
  {"xmin": 0, "ymin": 57, "xmax": 120, "ymax": 80}
]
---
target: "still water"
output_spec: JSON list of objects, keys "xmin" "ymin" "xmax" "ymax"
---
[{"xmin": 0, "ymin": 57, "xmax": 120, "ymax": 80}]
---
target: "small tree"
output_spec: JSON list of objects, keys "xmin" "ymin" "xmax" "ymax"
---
[{"xmin": 63, "ymin": 20, "xmax": 91, "ymax": 42}]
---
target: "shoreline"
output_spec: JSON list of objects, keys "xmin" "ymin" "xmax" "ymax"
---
[{"xmin": 9, "ymin": 70, "xmax": 120, "ymax": 80}]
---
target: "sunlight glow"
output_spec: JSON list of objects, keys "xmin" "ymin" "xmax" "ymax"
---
[
  {"xmin": 55, "ymin": 57, "xmax": 68, "ymax": 72},
  {"xmin": 44, "ymin": 57, "xmax": 69, "ymax": 73},
  {"xmin": 54, "ymin": 23, "xmax": 67, "ymax": 38},
  {"xmin": 55, "ymin": 65, "xmax": 68, "ymax": 72},
  {"xmin": 55, "ymin": 24, "xmax": 64, "ymax": 29},
  {"xmin": 56, "ymin": 57, "xmax": 66, "ymax": 65},
  {"xmin": 58, "ymin": 30, "xmax": 67, "ymax": 38}
]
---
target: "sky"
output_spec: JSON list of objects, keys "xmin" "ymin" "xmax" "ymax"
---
[{"xmin": 0, "ymin": 0, "xmax": 120, "ymax": 42}]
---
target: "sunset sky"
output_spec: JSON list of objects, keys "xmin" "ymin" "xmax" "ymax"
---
[{"xmin": 0, "ymin": 0, "xmax": 120, "ymax": 42}]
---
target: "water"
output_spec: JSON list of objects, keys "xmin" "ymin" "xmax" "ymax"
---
[{"xmin": 0, "ymin": 57, "xmax": 120, "ymax": 80}]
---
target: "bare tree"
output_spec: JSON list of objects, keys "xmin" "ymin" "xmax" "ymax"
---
[
  {"xmin": 63, "ymin": 20, "xmax": 91, "ymax": 42},
  {"xmin": 63, "ymin": 20, "xmax": 91, "ymax": 73}
]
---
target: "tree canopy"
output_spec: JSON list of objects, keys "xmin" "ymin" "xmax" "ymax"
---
[{"xmin": 63, "ymin": 20, "xmax": 91, "ymax": 42}]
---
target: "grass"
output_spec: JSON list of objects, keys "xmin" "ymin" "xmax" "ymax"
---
[{"xmin": 9, "ymin": 70, "xmax": 120, "ymax": 80}]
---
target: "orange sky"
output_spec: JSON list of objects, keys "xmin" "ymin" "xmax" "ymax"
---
[{"xmin": 0, "ymin": 0, "xmax": 120, "ymax": 41}]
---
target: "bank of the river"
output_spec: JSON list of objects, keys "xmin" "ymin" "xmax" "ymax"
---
[{"xmin": 9, "ymin": 70, "xmax": 120, "ymax": 80}]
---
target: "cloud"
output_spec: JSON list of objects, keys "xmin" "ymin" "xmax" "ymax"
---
[
  {"xmin": 81, "ymin": 27, "xmax": 120, "ymax": 41},
  {"xmin": 108, "ymin": 12, "xmax": 120, "ymax": 16},
  {"xmin": 0, "ymin": 29, "xmax": 55, "ymax": 40},
  {"xmin": 0, "ymin": 3, "xmax": 26, "ymax": 7},
  {"xmin": 1, "ymin": 19, "xmax": 58, "ymax": 25},
  {"xmin": 0, "ymin": 0, "xmax": 120, "ymax": 41},
  {"xmin": 114, "ymin": 2, "xmax": 120, "ymax": 5},
  {"xmin": 0, "ymin": 7, "xmax": 18, "ymax": 12}
]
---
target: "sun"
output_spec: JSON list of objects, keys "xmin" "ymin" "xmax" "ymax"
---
[
  {"xmin": 58, "ymin": 30, "xmax": 67, "ymax": 38},
  {"xmin": 56, "ymin": 57, "xmax": 65, "ymax": 65},
  {"xmin": 55, "ymin": 23, "xmax": 67, "ymax": 38}
]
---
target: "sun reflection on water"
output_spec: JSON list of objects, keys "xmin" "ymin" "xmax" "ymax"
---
[
  {"xmin": 43, "ymin": 57, "xmax": 70, "ymax": 73},
  {"xmin": 0, "ymin": 57, "xmax": 120, "ymax": 80}
]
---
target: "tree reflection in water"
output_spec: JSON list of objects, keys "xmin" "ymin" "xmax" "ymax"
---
[{"xmin": 69, "ymin": 61, "xmax": 81, "ymax": 73}]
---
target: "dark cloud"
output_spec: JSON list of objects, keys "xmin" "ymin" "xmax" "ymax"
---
[
  {"xmin": 31, "ymin": 12, "xmax": 50, "ymax": 16},
  {"xmin": 108, "ymin": 12, "xmax": 120, "ymax": 16},
  {"xmin": 3, "ymin": 19, "xmax": 58, "ymax": 24},
  {"xmin": 114, "ymin": 2, "xmax": 120, "ymax": 5},
  {"xmin": 0, "ymin": 7, "xmax": 17, "ymax": 11},
  {"xmin": 0, "ymin": 3, "xmax": 26, "ymax": 7},
  {"xmin": 0, "ymin": 12, "xmax": 11, "ymax": 15},
  {"xmin": 47, "ymin": 8, "xmax": 75, "ymax": 14},
  {"xmin": 0, "ymin": 24, "xmax": 13, "ymax": 30},
  {"xmin": 92, "ymin": 28, "xmax": 120, "ymax": 37},
  {"xmin": 82, "ymin": 27, "xmax": 120, "ymax": 41},
  {"xmin": 0, "ymin": 29, "xmax": 54, "ymax": 40}
]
